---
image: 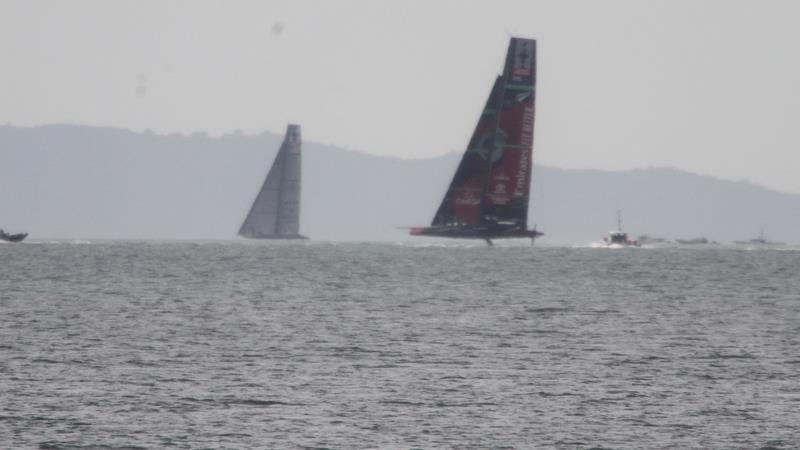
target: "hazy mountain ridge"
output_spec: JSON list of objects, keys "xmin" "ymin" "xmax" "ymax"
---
[{"xmin": 2, "ymin": 124, "xmax": 798, "ymax": 243}]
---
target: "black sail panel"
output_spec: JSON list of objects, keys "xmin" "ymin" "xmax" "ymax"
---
[
  {"xmin": 238, "ymin": 124, "xmax": 303, "ymax": 238},
  {"xmin": 431, "ymin": 76, "xmax": 503, "ymax": 227},
  {"xmin": 480, "ymin": 38, "xmax": 536, "ymax": 227}
]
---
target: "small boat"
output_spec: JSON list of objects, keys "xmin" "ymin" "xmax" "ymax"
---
[
  {"xmin": 238, "ymin": 124, "xmax": 307, "ymax": 240},
  {"xmin": 734, "ymin": 229, "xmax": 783, "ymax": 246},
  {"xmin": 410, "ymin": 37, "xmax": 543, "ymax": 246},
  {"xmin": 0, "ymin": 229, "xmax": 28, "ymax": 243},
  {"xmin": 603, "ymin": 211, "xmax": 639, "ymax": 247},
  {"xmin": 676, "ymin": 237, "xmax": 710, "ymax": 245}
]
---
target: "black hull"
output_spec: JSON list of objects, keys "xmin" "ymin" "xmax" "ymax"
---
[
  {"xmin": 0, "ymin": 235, "xmax": 27, "ymax": 243},
  {"xmin": 411, "ymin": 226, "xmax": 542, "ymax": 241},
  {"xmin": 240, "ymin": 234, "xmax": 308, "ymax": 240},
  {"xmin": 0, "ymin": 232, "xmax": 27, "ymax": 243}
]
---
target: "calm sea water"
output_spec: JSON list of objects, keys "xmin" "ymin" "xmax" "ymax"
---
[{"xmin": 2, "ymin": 240, "xmax": 799, "ymax": 449}]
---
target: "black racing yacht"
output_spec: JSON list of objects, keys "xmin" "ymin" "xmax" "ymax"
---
[{"xmin": 0, "ymin": 229, "xmax": 28, "ymax": 243}]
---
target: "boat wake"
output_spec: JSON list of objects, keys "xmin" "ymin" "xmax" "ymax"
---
[{"xmin": 582, "ymin": 241, "xmax": 651, "ymax": 249}]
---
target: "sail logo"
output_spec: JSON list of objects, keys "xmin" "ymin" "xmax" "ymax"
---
[
  {"xmin": 512, "ymin": 41, "xmax": 533, "ymax": 81},
  {"xmin": 521, "ymin": 106, "xmax": 534, "ymax": 146},
  {"xmin": 512, "ymin": 68, "xmax": 531, "ymax": 78},
  {"xmin": 514, "ymin": 106, "xmax": 534, "ymax": 197},
  {"xmin": 516, "ymin": 92, "xmax": 532, "ymax": 103},
  {"xmin": 490, "ymin": 191, "xmax": 510, "ymax": 205},
  {"xmin": 455, "ymin": 192, "xmax": 481, "ymax": 206},
  {"xmin": 514, "ymin": 148, "xmax": 529, "ymax": 197}
]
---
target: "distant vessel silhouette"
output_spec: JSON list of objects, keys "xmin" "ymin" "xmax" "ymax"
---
[
  {"xmin": 0, "ymin": 229, "xmax": 27, "ymax": 243},
  {"xmin": 676, "ymin": 237, "xmax": 711, "ymax": 245},
  {"xmin": 637, "ymin": 235, "xmax": 667, "ymax": 244},
  {"xmin": 238, "ymin": 124, "xmax": 307, "ymax": 240},
  {"xmin": 603, "ymin": 210, "xmax": 639, "ymax": 247},
  {"xmin": 734, "ymin": 229, "xmax": 783, "ymax": 245},
  {"xmin": 410, "ymin": 37, "xmax": 543, "ymax": 246}
]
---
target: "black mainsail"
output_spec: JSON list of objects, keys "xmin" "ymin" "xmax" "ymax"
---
[
  {"xmin": 238, "ymin": 124, "xmax": 307, "ymax": 239},
  {"xmin": 411, "ymin": 37, "xmax": 543, "ymax": 244}
]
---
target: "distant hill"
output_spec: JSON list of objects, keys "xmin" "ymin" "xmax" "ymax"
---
[{"xmin": 1, "ymin": 124, "xmax": 798, "ymax": 243}]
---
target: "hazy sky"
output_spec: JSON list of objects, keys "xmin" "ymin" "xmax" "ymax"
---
[{"xmin": 2, "ymin": 1, "xmax": 799, "ymax": 193}]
